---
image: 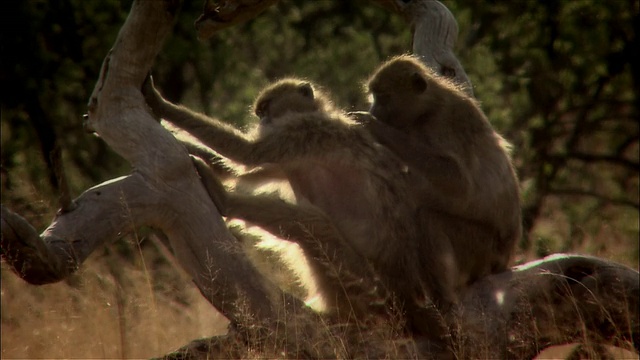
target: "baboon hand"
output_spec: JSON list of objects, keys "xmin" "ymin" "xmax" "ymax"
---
[
  {"xmin": 348, "ymin": 111, "xmax": 390, "ymax": 139},
  {"xmin": 141, "ymin": 74, "xmax": 165, "ymax": 121},
  {"xmin": 348, "ymin": 111, "xmax": 377, "ymax": 126},
  {"xmin": 190, "ymin": 156, "xmax": 229, "ymax": 216}
]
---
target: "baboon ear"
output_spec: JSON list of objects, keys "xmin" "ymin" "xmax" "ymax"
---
[
  {"xmin": 411, "ymin": 72, "xmax": 428, "ymax": 93},
  {"xmin": 299, "ymin": 82, "xmax": 315, "ymax": 99}
]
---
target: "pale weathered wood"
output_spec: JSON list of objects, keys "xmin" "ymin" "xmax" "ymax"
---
[
  {"xmin": 87, "ymin": 0, "xmax": 289, "ymax": 326},
  {"xmin": 85, "ymin": 0, "xmax": 293, "ymax": 326},
  {"xmin": 2, "ymin": 0, "xmax": 294, "ymax": 328},
  {"xmin": 0, "ymin": 1, "xmax": 333, "ymax": 355},
  {"xmin": 195, "ymin": 0, "xmax": 280, "ymax": 39},
  {"xmin": 397, "ymin": 0, "xmax": 474, "ymax": 95}
]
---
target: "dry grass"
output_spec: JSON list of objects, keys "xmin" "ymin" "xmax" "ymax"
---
[
  {"xmin": 535, "ymin": 344, "xmax": 638, "ymax": 359},
  {"xmin": 1, "ymin": 242, "xmax": 227, "ymax": 359},
  {"xmin": 1, "ymin": 200, "xmax": 637, "ymax": 359},
  {"xmin": 3, "ymin": 241, "xmax": 637, "ymax": 359}
]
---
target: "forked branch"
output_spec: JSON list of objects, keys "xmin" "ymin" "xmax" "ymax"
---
[{"xmin": 2, "ymin": 0, "xmax": 298, "ymax": 330}]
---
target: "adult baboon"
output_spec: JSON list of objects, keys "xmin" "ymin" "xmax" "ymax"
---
[{"xmin": 363, "ymin": 54, "xmax": 522, "ymax": 286}]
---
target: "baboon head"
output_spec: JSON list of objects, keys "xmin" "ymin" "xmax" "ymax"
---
[
  {"xmin": 254, "ymin": 78, "xmax": 334, "ymax": 126},
  {"xmin": 367, "ymin": 55, "xmax": 455, "ymax": 129}
]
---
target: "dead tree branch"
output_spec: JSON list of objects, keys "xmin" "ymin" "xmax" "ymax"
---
[
  {"xmin": 2, "ymin": 0, "xmax": 298, "ymax": 329},
  {"xmin": 50, "ymin": 144, "xmax": 77, "ymax": 213},
  {"xmin": 394, "ymin": 0, "xmax": 473, "ymax": 94},
  {"xmin": 458, "ymin": 254, "xmax": 639, "ymax": 358},
  {"xmin": 156, "ymin": 254, "xmax": 639, "ymax": 359},
  {"xmin": 195, "ymin": 0, "xmax": 280, "ymax": 39}
]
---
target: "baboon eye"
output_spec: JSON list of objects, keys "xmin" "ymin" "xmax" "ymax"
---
[
  {"xmin": 441, "ymin": 66, "xmax": 456, "ymax": 79},
  {"xmin": 256, "ymin": 100, "xmax": 269, "ymax": 117},
  {"xmin": 411, "ymin": 73, "xmax": 428, "ymax": 93},
  {"xmin": 298, "ymin": 83, "xmax": 314, "ymax": 98}
]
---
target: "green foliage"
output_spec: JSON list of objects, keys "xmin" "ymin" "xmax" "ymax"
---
[
  {"xmin": 1, "ymin": 0, "xmax": 637, "ymax": 264},
  {"xmin": 452, "ymin": 0, "xmax": 638, "ymax": 259},
  {"xmin": 151, "ymin": 0, "xmax": 409, "ymax": 126}
]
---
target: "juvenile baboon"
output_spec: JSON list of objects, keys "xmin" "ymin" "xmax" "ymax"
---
[
  {"xmin": 364, "ymin": 54, "xmax": 522, "ymax": 286},
  {"xmin": 142, "ymin": 77, "xmax": 455, "ymax": 344}
]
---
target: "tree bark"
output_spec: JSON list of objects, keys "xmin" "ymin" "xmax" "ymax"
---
[
  {"xmin": 458, "ymin": 254, "xmax": 639, "ymax": 358},
  {"xmin": 195, "ymin": 0, "xmax": 280, "ymax": 39},
  {"xmin": 2, "ymin": 0, "xmax": 298, "ymax": 329},
  {"xmin": 369, "ymin": 0, "xmax": 474, "ymax": 95}
]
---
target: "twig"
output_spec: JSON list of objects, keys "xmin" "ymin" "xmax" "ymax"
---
[{"xmin": 50, "ymin": 143, "xmax": 77, "ymax": 213}]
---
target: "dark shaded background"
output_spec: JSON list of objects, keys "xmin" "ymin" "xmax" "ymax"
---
[{"xmin": 1, "ymin": 0, "xmax": 638, "ymax": 270}]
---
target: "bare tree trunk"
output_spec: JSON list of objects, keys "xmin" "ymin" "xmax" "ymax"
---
[{"xmin": 2, "ymin": 0, "xmax": 296, "ymax": 329}]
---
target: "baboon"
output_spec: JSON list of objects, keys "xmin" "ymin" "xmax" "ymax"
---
[
  {"xmin": 364, "ymin": 54, "xmax": 522, "ymax": 287},
  {"xmin": 142, "ymin": 77, "xmax": 455, "ymax": 347},
  {"xmin": 189, "ymin": 155, "xmax": 386, "ymax": 320}
]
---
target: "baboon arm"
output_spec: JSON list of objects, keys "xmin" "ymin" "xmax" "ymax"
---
[
  {"xmin": 226, "ymin": 194, "xmax": 387, "ymax": 309},
  {"xmin": 142, "ymin": 77, "xmax": 260, "ymax": 165},
  {"xmin": 227, "ymin": 195, "xmax": 347, "ymax": 255},
  {"xmin": 236, "ymin": 166, "xmax": 287, "ymax": 188},
  {"xmin": 143, "ymin": 78, "xmax": 331, "ymax": 167},
  {"xmin": 193, "ymin": 159, "xmax": 381, "ymax": 314},
  {"xmin": 192, "ymin": 155, "xmax": 342, "ymax": 254},
  {"xmin": 191, "ymin": 156, "xmax": 229, "ymax": 215}
]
